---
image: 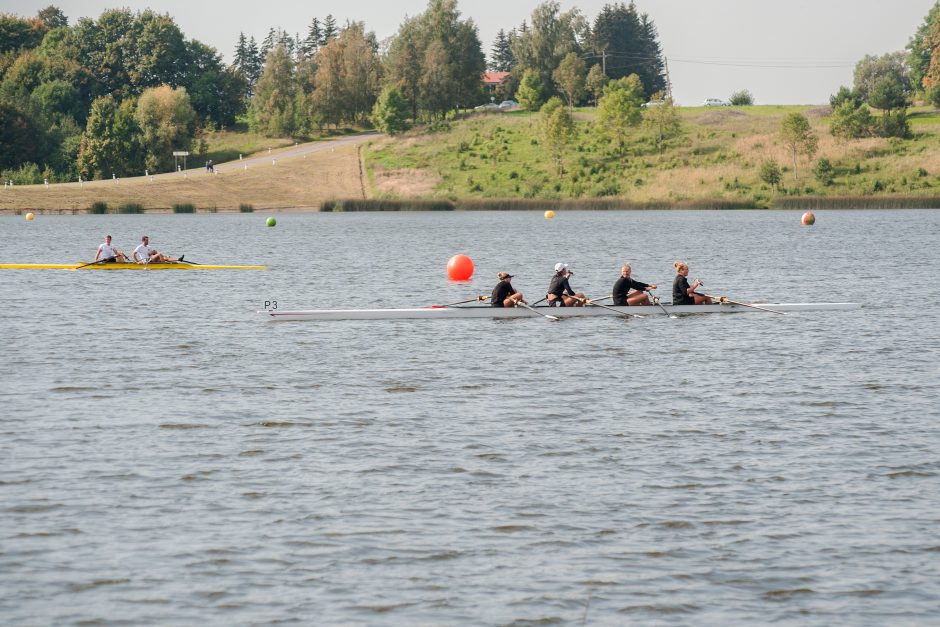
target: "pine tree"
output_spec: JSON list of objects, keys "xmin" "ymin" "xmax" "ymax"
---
[
  {"xmin": 232, "ymin": 32, "xmax": 248, "ymax": 72},
  {"xmin": 590, "ymin": 3, "xmax": 666, "ymax": 98},
  {"xmin": 304, "ymin": 17, "xmax": 321, "ymax": 57},
  {"xmin": 260, "ymin": 28, "xmax": 277, "ymax": 58},
  {"xmin": 490, "ymin": 29, "xmax": 515, "ymax": 72},
  {"xmin": 320, "ymin": 14, "xmax": 337, "ymax": 47},
  {"xmin": 244, "ymin": 36, "xmax": 262, "ymax": 97}
]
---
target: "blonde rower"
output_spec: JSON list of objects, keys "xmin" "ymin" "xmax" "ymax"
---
[
  {"xmin": 612, "ymin": 263, "xmax": 656, "ymax": 306},
  {"xmin": 672, "ymin": 261, "xmax": 712, "ymax": 305}
]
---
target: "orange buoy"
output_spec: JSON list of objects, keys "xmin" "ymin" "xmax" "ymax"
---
[
  {"xmin": 447, "ymin": 254, "xmax": 474, "ymax": 281},
  {"xmin": 544, "ymin": 210, "xmax": 555, "ymax": 219},
  {"xmin": 802, "ymin": 211, "xmax": 815, "ymax": 226}
]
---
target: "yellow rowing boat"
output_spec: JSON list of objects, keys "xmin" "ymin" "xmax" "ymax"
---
[{"xmin": 0, "ymin": 262, "xmax": 267, "ymax": 270}]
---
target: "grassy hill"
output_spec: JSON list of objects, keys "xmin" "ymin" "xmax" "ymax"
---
[
  {"xmin": 364, "ymin": 105, "xmax": 940, "ymax": 209},
  {"xmin": 0, "ymin": 136, "xmax": 366, "ymax": 213}
]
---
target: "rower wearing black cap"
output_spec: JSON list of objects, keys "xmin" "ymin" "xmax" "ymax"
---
[
  {"xmin": 491, "ymin": 272, "xmax": 525, "ymax": 307},
  {"xmin": 547, "ymin": 262, "xmax": 585, "ymax": 306}
]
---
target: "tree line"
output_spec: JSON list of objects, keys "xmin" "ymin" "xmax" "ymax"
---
[{"xmin": 0, "ymin": 1, "xmax": 667, "ymax": 182}]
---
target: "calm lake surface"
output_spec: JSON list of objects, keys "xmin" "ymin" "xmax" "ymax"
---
[{"xmin": 1, "ymin": 210, "xmax": 938, "ymax": 625}]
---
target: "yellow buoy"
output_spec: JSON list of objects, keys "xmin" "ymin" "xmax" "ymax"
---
[
  {"xmin": 544, "ymin": 210, "xmax": 555, "ymax": 219},
  {"xmin": 25, "ymin": 212, "xmax": 34, "ymax": 221}
]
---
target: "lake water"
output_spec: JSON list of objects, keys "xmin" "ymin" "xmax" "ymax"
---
[{"xmin": 1, "ymin": 210, "xmax": 938, "ymax": 625}]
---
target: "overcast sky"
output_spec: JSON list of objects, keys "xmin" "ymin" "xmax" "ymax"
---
[{"xmin": 7, "ymin": 0, "xmax": 936, "ymax": 105}]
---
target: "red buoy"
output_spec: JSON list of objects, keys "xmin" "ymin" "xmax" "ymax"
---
[
  {"xmin": 802, "ymin": 211, "xmax": 816, "ymax": 226},
  {"xmin": 447, "ymin": 254, "xmax": 474, "ymax": 281}
]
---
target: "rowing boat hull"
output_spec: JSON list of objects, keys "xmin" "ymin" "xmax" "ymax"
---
[
  {"xmin": 261, "ymin": 302, "xmax": 862, "ymax": 321},
  {"xmin": 0, "ymin": 263, "xmax": 267, "ymax": 270}
]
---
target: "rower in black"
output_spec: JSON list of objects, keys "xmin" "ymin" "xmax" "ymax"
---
[
  {"xmin": 612, "ymin": 264, "xmax": 656, "ymax": 306},
  {"xmin": 546, "ymin": 263, "xmax": 585, "ymax": 307},
  {"xmin": 672, "ymin": 260, "xmax": 711, "ymax": 305},
  {"xmin": 672, "ymin": 273, "xmax": 694, "ymax": 305},
  {"xmin": 491, "ymin": 272, "xmax": 524, "ymax": 307}
]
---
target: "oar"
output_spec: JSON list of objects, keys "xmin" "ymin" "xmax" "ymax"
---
[
  {"xmin": 74, "ymin": 256, "xmax": 114, "ymax": 270},
  {"xmin": 649, "ymin": 292, "xmax": 675, "ymax": 318},
  {"xmin": 530, "ymin": 296, "xmax": 548, "ymax": 306},
  {"xmin": 705, "ymin": 293, "xmax": 786, "ymax": 315},
  {"xmin": 438, "ymin": 295, "xmax": 489, "ymax": 307},
  {"xmin": 584, "ymin": 297, "xmax": 643, "ymax": 319},
  {"xmin": 517, "ymin": 301, "xmax": 560, "ymax": 321}
]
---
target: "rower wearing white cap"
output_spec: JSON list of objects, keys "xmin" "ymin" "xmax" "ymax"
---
[
  {"xmin": 491, "ymin": 271, "xmax": 525, "ymax": 307},
  {"xmin": 546, "ymin": 262, "xmax": 585, "ymax": 306}
]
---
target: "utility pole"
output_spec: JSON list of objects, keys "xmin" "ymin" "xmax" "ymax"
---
[{"xmin": 602, "ymin": 49, "xmax": 607, "ymax": 76}]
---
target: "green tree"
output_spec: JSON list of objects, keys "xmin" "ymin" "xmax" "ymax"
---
[
  {"xmin": 490, "ymin": 28, "xmax": 515, "ymax": 72},
  {"xmin": 302, "ymin": 18, "xmax": 321, "ymax": 58},
  {"xmin": 759, "ymin": 159, "xmax": 782, "ymax": 191},
  {"xmin": 729, "ymin": 89, "xmax": 753, "ymax": 105},
  {"xmin": 907, "ymin": 2, "xmax": 940, "ymax": 94},
  {"xmin": 371, "ymin": 85, "xmax": 411, "ymax": 134},
  {"xmin": 385, "ymin": 16, "xmax": 423, "ymax": 121},
  {"xmin": 853, "ymin": 52, "xmax": 911, "ymax": 103},
  {"xmin": 0, "ymin": 100, "xmax": 39, "ymax": 169},
  {"xmin": 813, "ymin": 157, "xmax": 835, "ymax": 186},
  {"xmin": 320, "ymin": 14, "xmax": 337, "ymax": 46},
  {"xmin": 0, "ymin": 13, "xmax": 48, "ymax": 54},
  {"xmin": 516, "ymin": 68, "xmax": 546, "ymax": 110},
  {"xmin": 249, "ymin": 44, "xmax": 297, "ymax": 136},
  {"xmin": 385, "ymin": 0, "xmax": 485, "ymax": 121},
  {"xmin": 135, "ymin": 84, "xmax": 196, "ymax": 172},
  {"xmin": 310, "ymin": 36, "xmax": 345, "ymax": 128},
  {"xmin": 585, "ymin": 63, "xmax": 608, "ymax": 106},
  {"xmin": 37, "ymin": 6, "xmax": 68, "ymax": 30},
  {"xmin": 552, "ymin": 51, "xmax": 586, "ymax": 107},
  {"xmin": 540, "ymin": 96, "xmax": 575, "ymax": 173},
  {"xmin": 595, "ymin": 74, "xmax": 644, "ymax": 163},
  {"xmin": 589, "ymin": 2, "xmax": 665, "ymax": 96},
  {"xmin": 339, "ymin": 23, "xmax": 381, "ymax": 124},
  {"xmin": 511, "ymin": 2, "xmax": 585, "ymax": 83},
  {"xmin": 829, "ymin": 85, "xmax": 861, "ymax": 109},
  {"xmin": 77, "ymin": 94, "xmax": 122, "ymax": 178},
  {"xmin": 643, "ymin": 91, "xmax": 681, "ymax": 152},
  {"xmin": 829, "ymin": 100, "xmax": 875, "ymax": 141},
  {"xmin": 779, "ymin": 112, "xmax": 818, "ymax": 177}
]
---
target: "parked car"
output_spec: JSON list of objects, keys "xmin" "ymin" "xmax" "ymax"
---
[
  {"xmin": 643, "ymin": 100, "xmax": 665, "ymax": 108},
  {"xmin": 474, "ymin": 103, "xmax": 500, "ymax": 112},
  {"xmin": 498, "ymin": 100, "xmax": 519, "ymax": 110},
  {"xmin": 703, "ymin": 98, "xmax": 730, "ymax": 107}
]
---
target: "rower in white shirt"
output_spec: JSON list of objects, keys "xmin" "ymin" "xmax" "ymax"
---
[
  {"xmin": 94, "ymin": 234, "xmax": 127, "ymax": 262},
  {"xmin": 132, "ymin": 235, "xmax": 183, "ymax": 264}
]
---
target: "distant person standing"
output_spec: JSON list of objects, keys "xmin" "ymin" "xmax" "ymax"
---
[{"xmin": 94, "ymin": 234, "xmax": 127, "ymax": 263}]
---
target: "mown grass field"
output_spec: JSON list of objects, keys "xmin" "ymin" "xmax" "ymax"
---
[
  {"xmin": 1, "ymin": 142, "xmax": 364, "ymax": 213},
  {"xmin": 365, "ymin": 105, "xmax": 940, "ymax": 208}
]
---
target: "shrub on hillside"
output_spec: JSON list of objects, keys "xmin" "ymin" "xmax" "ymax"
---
[
  {"xmin": 729, "ymin": 90, "xmax": 754, "ymax": 106},
  {"xmin": 813, "ymin": 158, "xmax": 835, "ymax": 186}
]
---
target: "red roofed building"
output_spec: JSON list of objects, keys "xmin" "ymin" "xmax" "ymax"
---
[{"xmin": 482, "ymin": 71, "xmax": 511, "ymax": 95}]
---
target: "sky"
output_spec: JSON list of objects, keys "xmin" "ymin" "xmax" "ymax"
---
[{"xmin": 6, "ymin": 0, "xmax": 936, "ymax": 105}]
